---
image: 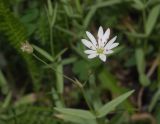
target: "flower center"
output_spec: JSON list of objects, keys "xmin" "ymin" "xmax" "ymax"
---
[{"xmin": 96, "ymin": 48, "xmax": 104, "ymax": 54}]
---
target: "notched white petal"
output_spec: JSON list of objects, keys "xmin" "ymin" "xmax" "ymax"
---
[
  {"xmin": 81, "ymin": 39, "xmax": 96, "ymax": 50},
  {"xmin": 109, "ymin": 43, "xmax": 119, "ymax": 49},
  {"xmin": 88, "ymin": 53, "xmax": 98, "ymax": 59},
  {"xmin": 99, "ymin": 54, "xmax": 106, "ymax": 62},
  {"xmin": 98, "ymin": 26, "xmax": 103, "ymax": 39},
  {"xmin": 105, "ymin": 36, "xmax": 117, "ymax": 49},
  {"xmin": 82, "ymin": 27, "xmax": 119, "ymax": 61},
  {"xmin": 104, "ymin": 50, "xmax": 114, "ymax": 54},
  {"xmin": 84, "ymin": 50, "xmax": 96, "ymax": 54},
  {"xmin": 86, "ymin": 31, "xmax": 97, "ymax": 46},
  {"xmin": 102, "ymin": 28, "xmax": 110, "ymax": 42}
]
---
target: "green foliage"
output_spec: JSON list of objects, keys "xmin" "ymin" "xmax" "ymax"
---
[
  {"xmin": 96, "ymin": 90, "xmax": 134, "ymax": 118},
  {"xmin": 0, "ymin": 0, "xmax": 160, "ymax": 123},
  {"xmin": 33, "ymin": 45, "xmax": 54, "ymax": 62},
  {"xmin": 54, "ymin": 107, "xmax": 95, "ymax": 119},
  {"xmin": 0, "ymin": 0, "xmax": 27, "ymax": 48},
  {"xmin": 135, "ymin": 48, "xmax": 150, "ymax": 86},
  {"xmin": 145, "ymin": 5, "xmax": 160, "ymax": 35},
  {"xmin": 36, "ymin": 10, "xmax": 49, "ymax": 45},
  {"xmin": 0, "ymin": 0, "xmax": 41, "ymax": 90},
  {"xmin": 54, "ymin": 90, "xmax": 133, "ymax": 123},
  {"xmin": 0, "ymin": 106, "xmax": 57, "ymax": 124}
]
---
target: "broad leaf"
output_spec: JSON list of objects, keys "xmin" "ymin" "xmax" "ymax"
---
[{"xmin": 135, "ymin": 48, "xmax": 150, "ymax": 86}]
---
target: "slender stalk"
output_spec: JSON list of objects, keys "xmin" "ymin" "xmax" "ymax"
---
[
  {"xmin": 32, "ymin": 53, "xmax": 95, "ymax": 113},
  {"xmin": 80, "ymin": 88, "xmax": 95, "ymax": 113},
  {"xmin": 142, "ymin": 8, "xmax": 146, "ymax": 33},
  {"xmin": 81, "ymin": 87, "xmax": 100, "ymax": 124},
  {"xmin": 32, "ymin": 53, "xmax": 76, "ymax": 85},
  {"xmin": 49, "ymin": 26, "xmax": 54, "ymax": 56}
]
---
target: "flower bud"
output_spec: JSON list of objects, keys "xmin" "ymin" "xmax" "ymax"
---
[{"xmin": 21, "ymin": 41, "xmax": 33, "ymax": 54}]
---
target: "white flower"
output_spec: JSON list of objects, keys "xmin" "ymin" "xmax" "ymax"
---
[{"xmin": 81, "ymin": 26, "xmax": 119, "ymax": 62}]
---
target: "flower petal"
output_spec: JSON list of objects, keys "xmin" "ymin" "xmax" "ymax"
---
[
  {"xmin": 104, "ymin": 50, "xmax": 113, "ymax": 54},
  {"xmin": 98, "ymin": 26, "xmax": 103, "ymax": 39},
  {"xmin": 88, "ymin": 53, "xmax": 98, "ymax": 59},
  {"xmin": 84, "ymin": 50, "xmax": 96, "ymax": 54},
  {"xmin": 98, "ymin": 39, "xmax": 104, "ymax": 48},
  {"xmin": 86, "ymin": 31, "xmax": 97, "ymax": 47},
  {"xmin": 109, "ymin": 43, "xmax": 119, "ymax": 49},
  {"xmin": 99, "ymin": 54, "xmax": 106, "ymax": 62},
  {"xmin": 102, "ymin": 28, "xmax": 110, "ymax": 43},
  {"xmin": 81, "ymin": 39, "xmax": 96, "ymax": 50},
  {"xmin": 105, "ymin": 36, "xmax": 117, "ymax": 50}
]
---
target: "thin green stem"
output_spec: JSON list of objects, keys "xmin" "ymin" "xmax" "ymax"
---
[
  {"xmin": 32, "ymin": 53, "xmax": 76, "ymax": 85},
  {"xmin": 142, "ymin": 8, "xmax": 146, "ymax": 33},
  {"xmin": 33, "ymin": 53, "xmax": 95, "ymax": 115},
  {"xmin": 80, "ymin": 88, "xmax": 94, "ymax": 113},
  {"xmin": 81, "ymin": 88, "xmax": 100, "ymax": 124},
  {"xmin": 50, "ymin": 26, "xmax": 54, "ymax": 56}
]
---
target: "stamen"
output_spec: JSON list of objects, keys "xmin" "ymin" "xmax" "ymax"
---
[{"xmin": 96, "ymin": 48, "xmax": 104, "ymax": 54}]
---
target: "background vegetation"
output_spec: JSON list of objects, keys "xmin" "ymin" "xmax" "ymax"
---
[{"xmin": 0, "ymin": 0, "xmax": 160, "ymax": 124}]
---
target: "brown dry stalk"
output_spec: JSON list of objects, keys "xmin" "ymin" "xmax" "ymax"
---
[{"xmin": 131, "ymin": 113, "xmax": 156, "ymax": 124}]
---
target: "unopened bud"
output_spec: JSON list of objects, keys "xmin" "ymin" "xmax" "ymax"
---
[{"xmin": 21, "ymin": 41, "xmax": 33, "ymax": 54}]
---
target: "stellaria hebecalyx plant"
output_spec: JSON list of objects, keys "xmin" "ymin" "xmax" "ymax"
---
[{"xmin": 81, "ymin": 26, "xmax": 119, "ymax": 62}]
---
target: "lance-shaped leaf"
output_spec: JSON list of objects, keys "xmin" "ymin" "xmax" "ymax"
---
[
  {"xmin": 55, "ymin": 113, "xmax": 97, "ymax": 124},
  {"xmin": 96, "ymin": 90, "xmax": 134, "ymax": 118},
  {"xmin": 32, "ymin": 45, "xmax": 54, "ymax": 62},
  {"xmin": 145, "ymin": 5, "xmax": 160, "ymax": 35},
  {"xmin": 54, "ymin": 107, "xmax": 96, "ymax": 119}
]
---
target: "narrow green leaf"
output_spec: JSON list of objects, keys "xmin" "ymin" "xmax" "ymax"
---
[
  {"xmin": 139, "ymin": 74, "xmax": 150, "ymax": 86},
  {"xmin": 62, "ymin": 57, "xmax": 77, "ymax": 65},
  {"xmin": 96, "ymin": 90, "xmax": 134, "ymax": 118},
  {"xmin": 90, "ymin": 0, "xmax": 128, "ymax": 9},
  {"xmin": 54, "ymin": 107, "xmax": 96, "ymax": 119},
  {"xmin": 0, "ymin": 70, "xmax": 7, "ymax": 86},
  {"xmin": 55, "ymin": 113, "xmax": 97, "ymax": 124},
  {"xmin": 51, "ymin": 3, "xmax": 58, "ymax": 27},
  {"xmin": 135, "ymin": 48, "xmax": 145, "ymax": 74},
  {"xmin": 135, "ymin": 49, "xmax": 150, "ymax": 86},
  {"xmin": 149, "ymin": 88, "xmax": 160, "ymax": 112},
  {"xmin": 2, "ymin": 91, "xmax": 12, "ymax": 109},
  {"xmin": 54, "ymin": 26, "xmax": 75, "ymax": 37},
  {"xmin": 47, "ymin": 0, "xmax": 53, "ymax": 16},
  {"xmin": 83, "ymin": 6, "xmax": 97, "ymax": 29},
  {"xmin": 75, "ymin": 0, "xmax": 83, "ymax": 14},
  {"xmin": 32, "ymin": 45, "xmax": 54, "ymax": 62},
  {"xmin": 145, "ymin": 5, "xmax": 160, "ymax": 35},
  {"xmin": 132, "ymin": 0, "xmax": 144, "ymax": 10},
  {"xmin": 0, "ymin": 70, "xmax": 8, "ymax": 94}
]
